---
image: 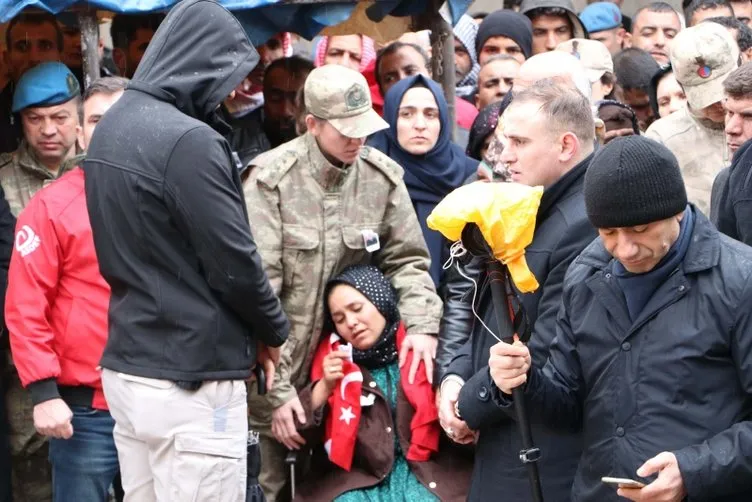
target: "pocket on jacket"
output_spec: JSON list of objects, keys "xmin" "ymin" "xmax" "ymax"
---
[
  {"xmin": 281, "ymin": 225, "xmax": 320, "ymax": 289},
  {"xmin": 170, "ymin": 432, "xmax": 246, "ymax": 502},
  {"xmin": 342, "ymin": 224, "xmax": 382, "ymax": 263}
]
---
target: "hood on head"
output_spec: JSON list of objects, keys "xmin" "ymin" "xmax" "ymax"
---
[{"xmin": 131, "ymin": 0, "xmax": 259, "ymax": 122}]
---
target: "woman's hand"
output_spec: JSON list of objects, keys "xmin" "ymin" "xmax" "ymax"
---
[
  {"xmin": 311, "ymin": 350, "xmax": 349, "ymax": 410},
  {"xmin": 321, "ymin": 350, "xmax": 348, "ymax": 389}
]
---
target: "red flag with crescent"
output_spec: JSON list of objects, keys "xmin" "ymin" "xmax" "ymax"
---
[{"xmin": 311, "ymin": 333, "xmax": 363, "ymax": 471}]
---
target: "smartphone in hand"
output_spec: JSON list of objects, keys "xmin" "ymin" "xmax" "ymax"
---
[{"xmin": 601, "ymin": 477, "xmax": 646, "ymax": 489}]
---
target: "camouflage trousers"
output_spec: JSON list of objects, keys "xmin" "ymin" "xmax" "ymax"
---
[{"xmin": 5, "ymin": 371, "xmax": 52, "ymax": 502}]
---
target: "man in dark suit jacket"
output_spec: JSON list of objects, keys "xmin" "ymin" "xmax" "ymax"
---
[{"xmin": 437, "ymin": 80, "xmax": 598, "ymax": 501}]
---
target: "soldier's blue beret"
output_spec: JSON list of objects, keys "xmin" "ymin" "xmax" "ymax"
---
[
  {"xmin": 579, "ymin": 2, "xmax": 622, "ymax": 34},
  {"xmin": 12, "ymin": 62, "xmax": 81, "ymax": 113}
]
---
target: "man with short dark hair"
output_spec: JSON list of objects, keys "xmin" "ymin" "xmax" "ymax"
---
[
  {"xmin": 613, "ymin": 48, "xmax": 661, "ymax": 130},
  {"xmin": 685, "ymin": 0, "xmax": 735, "ymax": 25},
  {"xmin": 520, "ymin": 0, "xmax": 588, "ymax": 55},
  {"xmin": 261, "ymin": 56, "xmax": 313, "ymax": 150},
  {"xmin": 627, "ymin": 2, "xmax": 682, "ymax": 65},
  {"xmin": 0, "ymin": 12, "xmax": 64, "ymax": 154},
  {"xmin": 6, "ymin": 76, "xmax": 127, "ymax": 502},
  {"xmin": 490, "ymin": 134, "xmax": 752, "ymax": 502},
  {"xmin": 705, "ymin": 15, "xmax": 752, "ymax": 60},
  {"xmin": 710, "ymin": 62, "xmax": 752, "ymax": 240},
  {"xmin": 375, "ymin": 42, "xmax": 431, "ymax": 96},
  {"xmin": 475, "ymin": 55, "xmax": 520, "ymax": 109},
  {"xmin": 731, "ymin": 0, "xmax": 752, "ymax": 25},
  {"xmin": 110, "ymin": 13, "xmax": 163, "ymax": 78}
]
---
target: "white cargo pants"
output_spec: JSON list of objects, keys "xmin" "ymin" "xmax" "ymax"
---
[{"xmin": 101, "ymin": 369, "xmax": 248, "ymax": 502}]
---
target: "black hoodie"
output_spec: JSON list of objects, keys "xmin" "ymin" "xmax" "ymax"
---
[{"xmin": 83, "ymin": 0, "xmax": 289, "ymax": 382}]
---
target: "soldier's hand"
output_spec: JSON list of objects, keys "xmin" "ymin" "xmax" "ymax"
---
[
  {"xmin": 399, "ymin": 334, "xmax": 437, "ymax": 385},
  {"xmin": 33, "ymin": 398, "xmax": 73, "ymax": 439},
  {"xmin": 488, "ymin": 340, "xmax": 531, "ymax": 395},
  {"xmin": 271, "ymin": 396, "xmax": 307, "ymax": 450}
]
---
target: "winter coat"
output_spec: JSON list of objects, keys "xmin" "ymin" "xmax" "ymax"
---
[
  {"xmin": 243, "ymin": 135, "xmax": 442, "ymax": 420},
  {"xmin": 712, "ymin": 139, "xmax": 752, "ymax": 246},
  {"xmin": 83, "ymin": 0, "xmax": 289, "ymax": 382},
  {"xmin": 442, "ymin": 155, "xmax": 597, "ymax": 501},
  {"xmin": 6, "ymin": 168, "xmax": 109, "ymax": 410},
  {"xmin": 294, "ymin": 364, "xmax": 472, "ymax": 501},
  {"xmin": 496, "ymin": 208, "xmax": 752, "ymax": 501}
]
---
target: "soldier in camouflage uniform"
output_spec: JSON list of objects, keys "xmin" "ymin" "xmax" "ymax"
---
[
  {"xmin": 0, "ymin": 61, "xmax": 81, "ymax": 502},
  {"xmin": 244, "ymin": 64, "xmax": 443, "ymax": 501}
]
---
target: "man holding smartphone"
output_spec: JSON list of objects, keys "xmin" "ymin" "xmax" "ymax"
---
[{"xmin": 490, "ymin": 136, "xmax": 752, "ymax": 501}]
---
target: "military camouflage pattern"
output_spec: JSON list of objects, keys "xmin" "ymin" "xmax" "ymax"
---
[
  {"xmin": 244, "ymin": 133, "xmax": 441, "ymax": 417},
  {"xmin": 0, "ymin": 140, "xmax": 81, "ymax": 217},
  {"xmin": 303, "ymin": 65, "xmax": 388, "ymax": 139},
  {"xmin": 0, "ymin": 140, "xmax": 80, "ymax": 502},
  {"xmin": 645, "ymin": 106, "xmax": 728, "ymax": 215}
]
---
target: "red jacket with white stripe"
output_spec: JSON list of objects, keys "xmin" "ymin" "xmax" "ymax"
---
[{"xmin": 5, "ymin": 167, "xmax": 110, "ymax": 410}]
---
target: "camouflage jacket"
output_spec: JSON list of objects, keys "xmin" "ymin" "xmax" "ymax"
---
[
  {"xmin": 0, "ymin": 141, "xmax": 82, "ymax": 217},
  {"xmin": 243, "ymin": 133, "xmax": 442, "ymax": 422},
  {"xmin": 645, "ymin": 106, "xmax": 728, "ymax": 215}
]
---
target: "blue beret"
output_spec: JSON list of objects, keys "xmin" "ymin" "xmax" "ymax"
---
[
  {"xmin": 12, "ymin": 62, "xmax": 81, "ymax": 113},
  {"xmin": 579, "ymin": 2, "xmax": 622, "ymax": 33}
]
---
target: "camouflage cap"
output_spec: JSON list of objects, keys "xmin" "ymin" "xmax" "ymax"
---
[
  {"xmin": 304, "ymin": 64, "xmax": 388, "ymax": 138},
  {"xmin": 670, "ymin": 22, "xmax": 739, "ymax": 110},
  {"xmin": 556, "ymin": 39, "xmax": 613, "ymax": 83}
]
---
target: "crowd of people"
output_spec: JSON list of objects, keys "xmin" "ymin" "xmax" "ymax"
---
[{"xmin": 1, "ymin": 0, "xmax": 752, "ymax": 500}]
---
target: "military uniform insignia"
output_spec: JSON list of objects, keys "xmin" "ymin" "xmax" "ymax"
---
[
  {"xmin": 345, "ymin": 84, "xmax": 368, "ymax": 111},
  {"xmin": 66, "ymin": 73, "xmax": 80, "ymax": 96}
]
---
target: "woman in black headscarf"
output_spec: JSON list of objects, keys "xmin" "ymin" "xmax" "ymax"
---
[
  {"xmin": 292, "ymin": 265, "xmax": 472, "ymax": 502},
  {"xmin": 368, "ymin": 75, "xmax": 478, "ymax": 286}
]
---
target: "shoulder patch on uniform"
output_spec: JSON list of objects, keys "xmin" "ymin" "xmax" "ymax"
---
[
  {"xmin": 252, "ymin": 149, "xmax": 299, "ymax": 189},
  {"xmin": 360, "ymin": 146, "xmax": 404, "ymax": 186}
]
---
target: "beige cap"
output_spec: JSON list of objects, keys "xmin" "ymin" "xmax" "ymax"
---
[
  {"xmin": 670, "ymin": 22, "xmax": 739, "ymax": 110},
  {"xmin": 556, "ymin": 39, "xmax": 613, "ymax": 84},
  {"xmin": 304, "ymin": 64, "xmax": 388, "ymax": 138}
]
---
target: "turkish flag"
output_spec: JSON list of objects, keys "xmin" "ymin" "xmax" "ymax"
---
[{"xmin": 311, "ymin": 334, "xmax": 363, "ymax": 471}]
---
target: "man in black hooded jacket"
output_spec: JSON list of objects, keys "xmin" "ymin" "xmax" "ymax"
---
[{"xmin": 83, "ymin": 1, "xmax": 289, "ymax": 500}]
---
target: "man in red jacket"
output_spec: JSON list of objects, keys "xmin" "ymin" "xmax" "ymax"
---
[{"xmin": 5, "ymin": 76, "xmax": 127, "ymax": 502}]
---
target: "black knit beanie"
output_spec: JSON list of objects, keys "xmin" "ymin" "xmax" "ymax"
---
[
  {"xmin": 584, "ymin": 136, "xmax": 687, "ymax": 228},
  {"xmin": 476, "ymin": 10, "xmax": 533, "ymax": 59}
]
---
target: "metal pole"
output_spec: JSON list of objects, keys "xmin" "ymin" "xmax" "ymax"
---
[
  {"xmin": 428, "ymin": 0, "xmax": 456, "ymax": 140},
  {"xmin": 78, "ymin": 11, "xmax": 100, "ymax": 89}
]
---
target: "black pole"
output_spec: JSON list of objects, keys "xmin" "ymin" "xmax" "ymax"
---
[{"xmin": 486, "ymin": 260, "xmax": 544, "ymax": 502}]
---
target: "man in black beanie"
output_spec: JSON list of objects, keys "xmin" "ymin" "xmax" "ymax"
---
[
  {"xmin": 476, "ymin": 10, "xmax": 534, "ymax": 65},
  {"xmin": 488, "ymin": 135, "xmax": 752, "ymax": 501}
]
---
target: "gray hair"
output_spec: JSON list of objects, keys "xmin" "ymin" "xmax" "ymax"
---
[{"xmin": 510, "ymin": 79, "xmax": 595, "ymax": 144}]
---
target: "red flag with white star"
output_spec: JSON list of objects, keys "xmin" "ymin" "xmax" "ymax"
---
[{"xmin": 311, "ymin": 333, "xmax": 363, "ymax": 471}]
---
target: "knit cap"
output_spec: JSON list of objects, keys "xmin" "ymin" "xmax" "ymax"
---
[{"xmin": 585, "ymin": 136, "xmax": 687, "ymax": 228}]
